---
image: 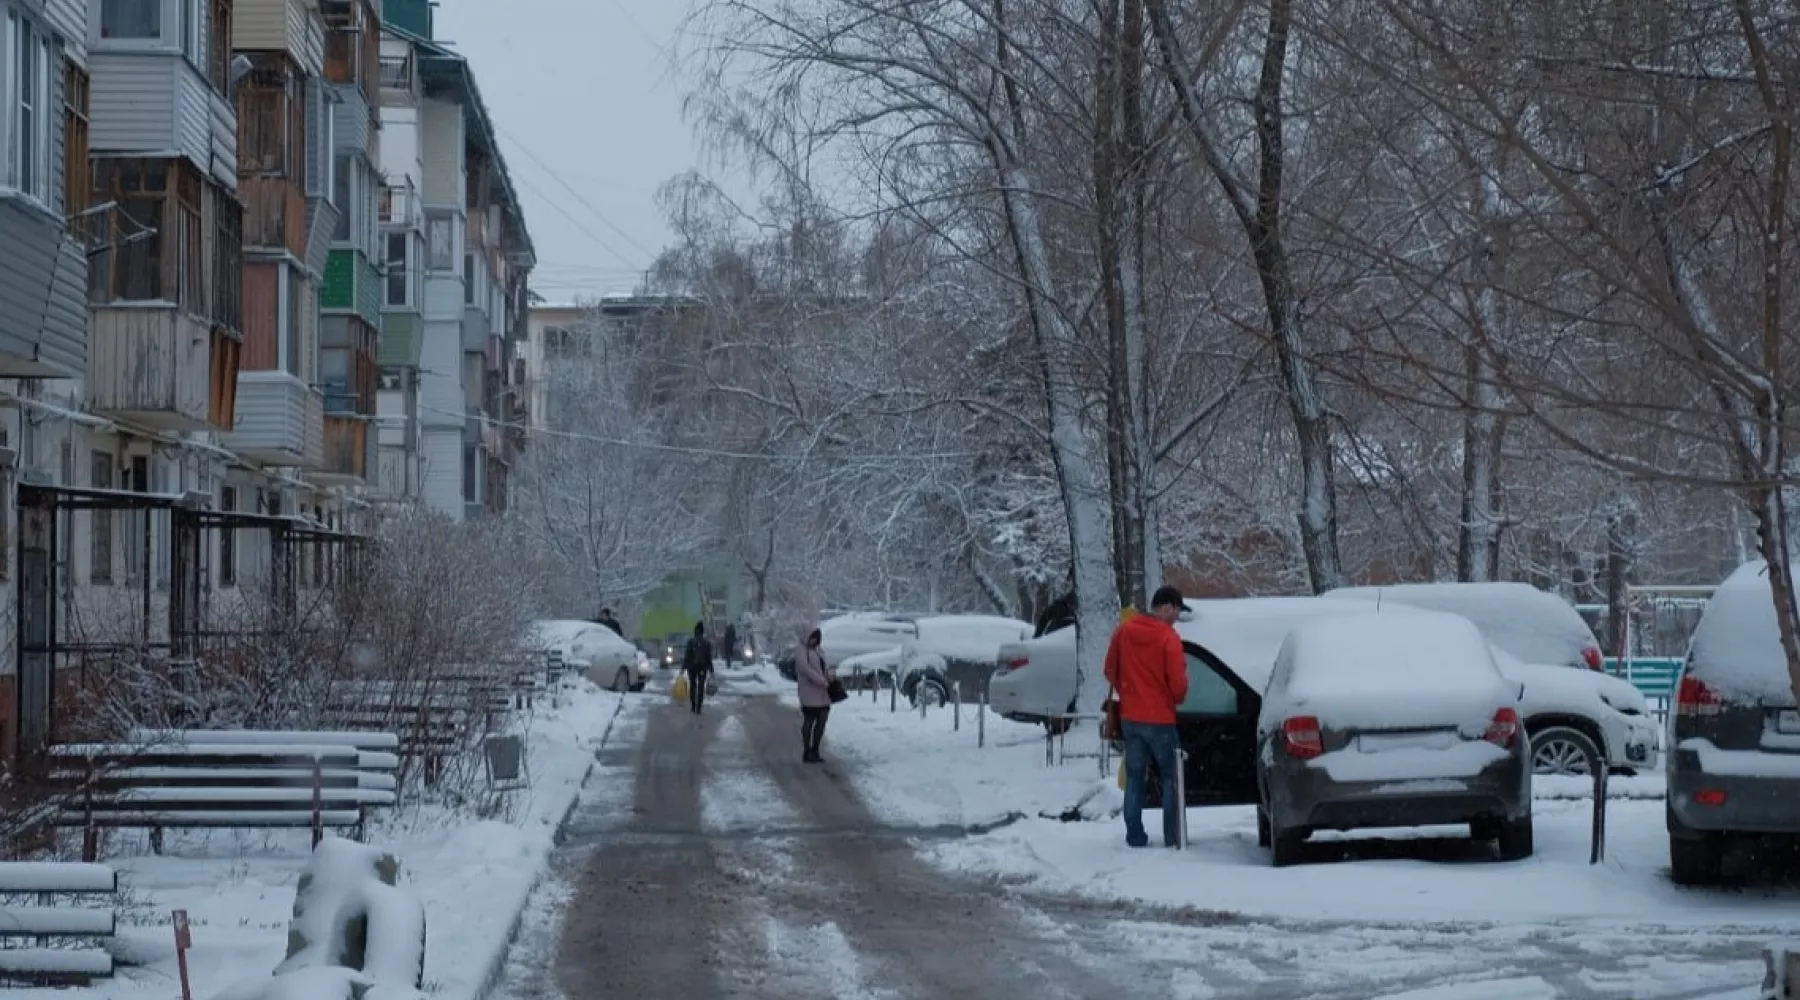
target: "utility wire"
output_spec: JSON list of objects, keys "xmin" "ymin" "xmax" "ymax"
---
[
  {"xmin": 418, "ymin": 403, "xmax": 972, "ymax": 463},
  {"xmin": 492, "ymin": 123, "xmax": 660, "ymax": 258},
  {"xmin": 508, "ymin": 169, "xmax": 647, "ymax": 274}
]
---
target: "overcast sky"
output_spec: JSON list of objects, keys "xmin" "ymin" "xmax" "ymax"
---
[{"xmin": 432, "ymin": 1, "xmax": 705, "ymax": 302}]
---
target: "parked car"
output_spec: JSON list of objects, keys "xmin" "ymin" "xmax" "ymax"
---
[
  {"xmin": 1667, "ymin": 560, "xmax": 1800, "ymax": 885},
  {"xmin": 1324, "ymin": 583, "xmax": 1659, "ymax": 775},
  {"xmin": 527, "ymin": 619, "xmax": 649, "ymax": 692},
  {"xmin": 839, "ymin": 614, "xmax": 1034, "ymax": 706},
  {"xmin": 1257, "ymin": 610, "xmax": 1534, "ymax": 866}
]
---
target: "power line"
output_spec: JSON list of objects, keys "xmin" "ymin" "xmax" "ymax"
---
[
  {"xmin": 507, "ymin": 169, "xmax": 647, "ymax": 274},
  {"xmin": 420, "ymin": 403, "xmax": 972, "ymax": 463},
  {"xmin": 492, "ymin": 123, "xmax": 661, "ymax": 258}
]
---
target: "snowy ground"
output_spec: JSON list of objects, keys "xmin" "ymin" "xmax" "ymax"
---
[
  {"xmin": 11, "ymin": 678, "xmax": 629, "ymax": 1000},
  {"xmin": 814, "ymin": 691, "xmax": 1800, "ymax": 999}
]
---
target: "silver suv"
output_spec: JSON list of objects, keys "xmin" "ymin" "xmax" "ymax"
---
[{"xmin": 1667, "ymin": 560, "xmax": 1800, "ymax": 885}]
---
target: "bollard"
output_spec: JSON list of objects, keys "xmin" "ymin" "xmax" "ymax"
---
[
  {"xmin": 953, "ymin": 682, "xmax": 961, "ymax": 731},
  {"xmin": 1175, "ymin": 749, "xmax": 1190, "ymax": 850},
  {"xmin": 1045, "ymin": 728, "xmax": 1054, "ymax": 766},
  {"xmin": 1590, "ymin": 743, "xmax": 1608, "ymax": 864},
  {"xmin": 919, "ymin": 684, "xmax": 928, "ymax": 718},
  {"xmin": 978, "ymin": 685, "xmax": 987, "ymax": 747},
  {"xmin": 890, "ymin": 673, "xmax": 897, "ymax": 713},
  {"xmin": 1099, "ymin": 730, "xmax": 1112, "ymax": 779}
]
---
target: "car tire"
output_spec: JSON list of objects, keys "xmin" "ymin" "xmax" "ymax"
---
[
  {"xmin": 1269, "ymin": 822, "xmax": 1305, "ymax": 867},
  {"xmin": 1495, "ymin": 816, "xmax": 1535, "ymax": 861},
  {"xmin": 909, "ymin": 676, "xmax": 949, "ymax": 709},
  {"xmin": 1255, "ymin": 808, "xmax": 1271, "ymax": 849},
  {"xmin": 1528, "ymin": 724, "xmax": 1603, "ymax": 777},
  {"xmin": 1669, "ymin": 834, "xmax": 1726, "ymax": 886},
  {"xmin": 611, "ymin": 668, "xmax": 631, "ymax": 693}
]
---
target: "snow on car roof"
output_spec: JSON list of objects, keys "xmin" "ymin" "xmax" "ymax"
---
[
  {"xmin": 1174, "ymin": 597, "xmax": 1435, "ymax": 693},
  {"xmin": 1268, "ymin": 611, "xmax": 1513, "ymax": 731},
  {"xmin": 1687, "ymin": 560, "xmax": 1797, "ymax": 704},
  {"xmin": 1324, "ymin": 582, "xmax": 1600, "ymax": 669},
  {"xmin": 915, "ymin": 615, "xmax": 1033, "ymax": 661}
]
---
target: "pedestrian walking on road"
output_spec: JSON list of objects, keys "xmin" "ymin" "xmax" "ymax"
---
[
  {"xmin": 723, "ymin": 623, "xmax": 739, "ymax": 668},
  {"xmin": 795, "ymin": 627, "xmax": 834, "ymax": 762},
  {"xmin": 1105, "ymin": 585, "xmax": 1192, "ymax": 849},
  {"xmin": 683, "ymin": 621, "xmax": 714, "ymax": 715}
]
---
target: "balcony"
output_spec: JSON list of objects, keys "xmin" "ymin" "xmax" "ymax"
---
[
  {"xmin": 320, "ymin": 248, "xmax": 383, "ymax": 328},
  {"xmin": 318, "ymin": 415, "xmax": 371, "ymax": 484},
  {"xmin": 241, "ymin": 175, "xmax": 307, "ymax": 257},
  {"xmin": 386, "ymin": 0, "xmax": 436, "ymax": 39},
  {"xmin": 0, "ymin": 198, "xmax": 86, "ymax": 378},
  {"xmin": 220, "ymin": 372, "xmax": 326, "ymax": 467},
  {"xmin": 233, "ymin": 0, "xmax": 328, "ymax": 74},
  {"xmin": 379, "ymin": 181, "xmax": 419, "ymax": 229},
  {"xmin": 87, "ymin": 308, "xmax": 234, "ymax": 432}
]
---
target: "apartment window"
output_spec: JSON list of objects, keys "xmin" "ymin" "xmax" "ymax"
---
[
  {"xmin": 385, "ymin": 232, "xmax": 410, "ymax": 307},
  {"xmin": 6, "ymin": 13, "xmax": 53, "ymax": 203},
  {"xmin": 124, "ymin": 456, "xmax": 148, "ymax": 586},
  {"xmin": 63, "ymin": 62, "xmax": 90, "ymax": 218},
  {"xmin": 180, "ymin": 0, "xmax": 197, "ymax": 64},
  {"xmin": 462, "ymin": 445, "xmax": 478, "ymax": 503},
  {"xmin": 426, "ymin": 210, "xmax": 454, "ymax": 270},
  {"xmin": 99, "ymin": 0, "xmax": 161, "ymax": 39},
  {"xmin": 213, "ymin": 190, "xmax": 242, "ymax": 330},
  {"xmin": 178, "ymin": 167, "xmax": 203, "ymax": 311},
  {"xmin": 219, "ymin": 486, "xmax": 236, "ymax": 587},
  {"xmin": 463, "ymin": 253, "xmax": 475, "ymax": 305},
  {"xmin": 207, "ymin": 0, "xmax": 230, "ymax": 95},
  {"xmin": 89, "ymin": 451, "xmax": 113, "ymax": 585},
  {"xmin": 332, "ymin": 154, "xmax": 351, "ymax": 239},
  {"xmin": 282, "ymin": 266, "xmax": 301, "ymax": 373}
]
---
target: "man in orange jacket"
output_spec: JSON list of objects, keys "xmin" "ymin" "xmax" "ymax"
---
[{"xmin": 1105, "ymin": 585, "xmax": 1192, "ymax": 848}]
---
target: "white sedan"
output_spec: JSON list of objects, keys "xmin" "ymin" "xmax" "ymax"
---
[{"xmin": 528, "ymin": 619, "xmax": 649, "ymax": 693}]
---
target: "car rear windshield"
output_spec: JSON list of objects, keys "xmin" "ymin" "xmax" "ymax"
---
[{"xmin": 1688, "ymin": 560, "xmax": 1798, "ymax": 705}]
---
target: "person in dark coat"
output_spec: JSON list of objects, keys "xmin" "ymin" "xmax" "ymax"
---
[
  {"xmin": 595, "ymin": 607, "xmax": 623, "ymax": 635},
  {"xmin": 722, "ymin": 623, "xmax": 739, "ymax": 667},
  {"xmin": 682, "ymin": 621, "xmax": 714, "ymax": 714}
]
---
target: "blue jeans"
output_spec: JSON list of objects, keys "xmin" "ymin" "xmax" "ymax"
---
[{"xmin": 1122, "ymin": 721, "xmax": 1182, "ymax": 848}]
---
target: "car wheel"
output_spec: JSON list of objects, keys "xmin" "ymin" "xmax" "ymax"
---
[
  {"xmin": 1669, "ymin": 834, "xmax": 1726, "ymax": 886},
  {"xmin": 909, "ymin": 677, "xmax": 949, "ymax": 708},
  {"xmin": 1495, "ymin": 817, "xmax": 1535, "ymax": 861},
  {"xmin": 1255, "ymin": 808, "xmax": 1271, "ymax": 849},
  {"xmin": 611, "ymin": 668, "xmax": 631, "ymax": 693},
  {"xmin": 1269, "ymin": 821, "xmax": 1305, "ymax": 867},
  {"xmin": 1529, "ymin": 724, "xmax": 1603, "ymax": 776}
]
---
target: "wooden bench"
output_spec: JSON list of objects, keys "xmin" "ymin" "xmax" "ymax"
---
[
  {"xmin": 0, "ymin": 862, "xmax": 117, "ymax": 984},
  {"xmin": 324, "ymin": 680, "xmax": 492, "ymax": 783},
  {"xmin": 48, "ymin": 730, "xmax": 400, "ymax": 860}
]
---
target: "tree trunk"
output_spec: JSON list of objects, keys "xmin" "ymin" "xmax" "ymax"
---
[{"xmin": 1457, "ymin": 343, "xmax": 1502, "ymax": 582}]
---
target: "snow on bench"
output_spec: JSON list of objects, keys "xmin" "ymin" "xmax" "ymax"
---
[
  {"xmin": 45, "ymin": 733, "xmax": 401, "ymax": 860},
  {"xmin": 0, "ymin": 862, "xmax": 117, "ymax": 984}
]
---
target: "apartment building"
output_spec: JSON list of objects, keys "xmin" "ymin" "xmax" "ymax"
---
[{"xmin": 375, "ymin": 0, "xmax": 532, "ymax": 519}]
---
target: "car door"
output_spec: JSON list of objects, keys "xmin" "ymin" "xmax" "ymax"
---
[{"xmin": 1167, "ymin": 644, "xmax": 1261, "ymax": 806}]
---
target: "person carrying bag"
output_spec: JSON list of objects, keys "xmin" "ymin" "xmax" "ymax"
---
[
  {"xmin": 795, "ymin": 627, "xmax": 838, "ymax": 762},
  {"xmin": 682, "ymin": 621, "xmax": 714, "ymax": 715}
]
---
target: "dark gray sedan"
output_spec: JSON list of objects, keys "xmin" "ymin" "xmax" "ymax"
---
[{"xmin": 1254, "ymin": 610, "xmax": 1534, "ymax": 867}]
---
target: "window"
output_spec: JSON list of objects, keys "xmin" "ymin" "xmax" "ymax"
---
[
  {"xmin": 385, "ymin": 232, "xmax": 409, "ymax": 307},
  {"xmin": 219, "ymin": 486, "xmax": 236, "ymax": 587},
  {"xmin": 180, "ymin": 0, "xmax": 197, "ymax": 64},
  {"xmin": 178, "ymin": 167, "xmax": 203, "ymax": 312},
  {"xmin": 207, "ymin": 0, "xmax": 230, "ymax": 95},
  {"xmin": 462, "ymin": 445, "xmax": 478, "ymax": 503},
  {"xmin": 0, "ymin": 460, "xmax": 13, "ymax": 581},
  {"xmin": 332, "ymin": 154, "xmax": 351, "ymax": 239},
  {"xmin": 426, "ymin": 210, "xmax": 454, "ymax": 270},
  {"xmin": 63, "ymin": 62, "xmax": 90, "ymax": 218},
  {"xmin": 281, "ymin": 265, "xmax": 301, "ymax": 373},
  {"xmin": 214, "ymin": 190, "xmax": 241, "ymax": 331},
  {"xmin": 6, "ymin": 13, "xmax": 53, "ymax": 203},
  {"xmin": 463, "ymin": 253, "xmax": 475, "ymax": 304},
  {"xmin": 89, "ymin": 451, "xmax": 113, "ymax": 585},
  {"xmin": 124, "ymin": 456, "xmax": 148, "ymax": 586},
  {"xmin": 1179, "ymin": 653, "xmax": 1240, "ymax": 715},
  {"xmin": 99, "ymin": 0, "xmax": 161, "ymax": 39}
]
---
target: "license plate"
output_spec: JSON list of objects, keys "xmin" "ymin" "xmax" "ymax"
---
[
  {"xmin": 1356, "ymin": 731, "xmax": 1456, "ymax": 753},
  {"xmin": 1777, "ymin": 710, "xmax": 1800, "ymax": 734}
]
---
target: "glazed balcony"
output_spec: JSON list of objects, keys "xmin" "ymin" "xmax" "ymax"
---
[
  {"xmin": 241, "ymin": 175, "xmax": 307, "ymax": 257},
  {"xmin": 221, "ymin": 373, "xmax": 326, "ymax": 467},
  {"xmin": 318, "ymin": 414, "xmax": 372, "ymax": 484}
]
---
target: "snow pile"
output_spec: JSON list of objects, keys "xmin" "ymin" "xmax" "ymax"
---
[
  {"xmin": 1688, "ymin": 561, "xmax": 1798, "ymax": 705},
  {"xmin": 1174, "ymin": 597, "xmax": 1413, "ymax": 693},
  {"xmin": 1262, "ymin": 611, "xmax": 1514, "ymax": 733},
  {"xmin": 914, "ymin": 615, "xmax": 1033, "ymax": 663}
]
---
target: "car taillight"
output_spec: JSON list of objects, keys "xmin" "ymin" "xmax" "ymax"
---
[
  {"xmin": 1282, "ymin": 716, "xmax": 1323, "ymax": 759},
  {"xmin": 1484, "ymin": 707, "xmax": 1520, "ymax": 748},
  {"xmin": 1676, "ymin": 675, "xmax": 1723, "ymax": 717},
  {"xmin": 1003, "ymin": 656, "xmax": 1029, "ymax": 670},
  {"xmin": 1581, "ymin": 647, "xmax": 1604, "ymax": 671}
]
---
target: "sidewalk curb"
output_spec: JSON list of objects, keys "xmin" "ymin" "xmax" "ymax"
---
[{"xmin": 462, "ymin": 692, "xmax": 629, "ymax": 1000}]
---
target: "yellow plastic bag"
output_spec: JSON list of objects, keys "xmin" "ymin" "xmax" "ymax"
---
[
  {"xmin": 672, "ymin": 673, "xmax": 690, "ymax": 704},
  {"xmin": 1117, "ymin": 758, "xmax": 1128, "ymax": 790}
]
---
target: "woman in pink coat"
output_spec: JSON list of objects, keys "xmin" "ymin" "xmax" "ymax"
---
[{"xmin": 794, "ymin": 627, "xmax": 834, "ymax": 762}]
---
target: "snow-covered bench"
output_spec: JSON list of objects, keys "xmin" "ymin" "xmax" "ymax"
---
[
  {"xmin": 46, "ymin": 730, "xmax": 401, "ymax": 860},
  {"xmin": 0, "ymin": 861, "xmax": 118, "ymax": 984}
]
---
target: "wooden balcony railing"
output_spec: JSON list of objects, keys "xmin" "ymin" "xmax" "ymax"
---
[{"xmin": 241, "ymin": 175, "xmax": 307, "ymax": 258}]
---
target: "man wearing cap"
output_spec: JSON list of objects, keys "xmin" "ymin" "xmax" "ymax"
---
[{"xmin": 1105, "ymin": 585, "xmax": 1192, "ymax": 848}]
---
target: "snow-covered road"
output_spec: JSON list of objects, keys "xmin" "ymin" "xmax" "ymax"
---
[{"xmin": 490, "ymin": 678, "xmax": 1777, "ymax": 999}]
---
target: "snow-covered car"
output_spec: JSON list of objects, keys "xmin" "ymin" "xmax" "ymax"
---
[
  {"xmin": 989, "ymin": 625, "xmax": 1080, "ymax": 731},
  {"xmin": 527, "ymin": 619, "xmax": 648, "ymax": 692},
  {"xmin": 1257, "ymin": 610, "xmax": 1533, "ymax": 866},
  {"xmin": 1323, "ymin": 582, "xmax": 1659, "ymax": 775},
  {"xmin": 1666, "ymin": 560, "xmax": 1800, "ymax": 885},
  {"xmin": 810, "ymin": 614, "xmax": 1033, "ymax": 705}
]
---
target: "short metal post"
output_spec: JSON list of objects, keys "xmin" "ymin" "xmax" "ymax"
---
[
  {"xmin": 1099, "ymin": 730, "xmax": 1112, "ymax": 778},
  {"xmin": 1590, "ymin": 745, "xmax": 1607, "ymax": 864},
  {"xmin": 1045, "ymin": 728, "xmax": 1054, "ymax": 766},
  {"xmin": 919, "ymin": 686, "xmax": 928, "ymax": 718},
  {"xmin": 978, "ymin": 686, "xmax": 987, "ymax": 747},
  {"xmin": 1175, "ymin": 749, "xmax": 1190, "ymax": 850},
  {"xmin": 953, "ymin": 683, "xmax": 961, "ymax": 731},
  {"xmin": 889, "ymin": 674, "xmax": 897, "ymax": 713}
]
